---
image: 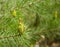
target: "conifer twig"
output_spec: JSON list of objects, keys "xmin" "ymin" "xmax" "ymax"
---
[{"xmin": 0, "ymin": 34, "xmax": 20, "ymax": 39}]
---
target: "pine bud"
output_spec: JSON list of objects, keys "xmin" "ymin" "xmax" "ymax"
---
[
  {"xmin": 18, "ymin": 18, "xmax": 25, "ymax": 34},
  {"xmin": 11, "ymin": 10, "xmax": 16, "ymax": 17}
]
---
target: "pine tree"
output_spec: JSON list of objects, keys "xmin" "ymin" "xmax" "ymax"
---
[{"xmin": 0, "ymin": 0, "xmax": 60, "ymax": 47}]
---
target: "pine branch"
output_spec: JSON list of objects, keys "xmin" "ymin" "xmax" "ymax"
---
[{"xmin": 0, "ymin": 34, "xmax": 20, "ymax": 39}]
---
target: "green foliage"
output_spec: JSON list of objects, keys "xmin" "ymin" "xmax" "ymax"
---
[{"xmin": 0, "ymin": 0, "xmax": 60, "ymax": 47}]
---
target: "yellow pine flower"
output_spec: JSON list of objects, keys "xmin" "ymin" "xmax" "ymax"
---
[
  {"xmin": 19, "ymin": 23, "xmax": 24, "ymax": 33},
  {"xmin": 54, "ymin": 11, "xmax": 58, "ymax": 18},
  {"xmin": 18, "ymin": 18, "xmax": 25, "ymax": 34},
  {"xmin": 11, "ymin": 10, "xmax": 16, "ymax": 17}
]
